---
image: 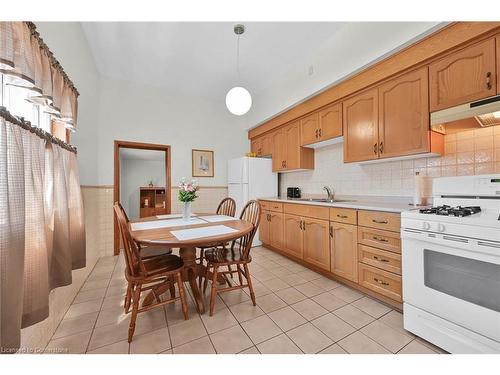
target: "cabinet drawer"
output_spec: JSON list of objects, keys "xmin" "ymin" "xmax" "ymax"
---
[
  {"xmin": 269, "ymin": 202, "xmax": 283, "ymax": 212},
  {"xmin": 358, "ymin": 263, "xmax": 402, "ymax": 302},
  {"xmin": 284, "ymin": 203, "xmax": 329, "ymax": 220},
  {"xmin": 358, "ymin": 244, "xmax": 401, "ymax": 275},
  {"xmin": 259, "ymin": 200, "xmax": 272, "ymax": 210},
  {"xmin": 358, "ymin": 210, "xmax": 400, "ymax": 233},
  {"xmin": 330, "ymin": 208, "xmax": 357, "ymax": 225},
  {"xmin": 357, "ymin": 226, "xmax": 401, "ymax": 254}
]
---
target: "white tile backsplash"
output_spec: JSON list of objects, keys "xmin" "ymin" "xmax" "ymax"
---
[{"xmin": 280, "ymin": 129, "xmax": 500, "ymax": 198}]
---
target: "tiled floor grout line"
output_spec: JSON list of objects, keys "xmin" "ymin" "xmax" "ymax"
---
[
  {"xmin": 57, "ymin": 248, "xmax": 445, "ymax": 354},
  {"xmin": 44, "ymin": 256, "xmax": 117, "ymax": 352},
  {"xmin": 84, "ymin": 257, "xmax": 120, "ymax": 353}
]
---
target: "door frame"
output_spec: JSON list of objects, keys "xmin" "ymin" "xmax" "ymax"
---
[{"xmin": 113, "ymin": 140, "xmax": 171, "ymax": 255}]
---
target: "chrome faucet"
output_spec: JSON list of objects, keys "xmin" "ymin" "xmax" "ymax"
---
[{"xmin": 323, "ymin": 186, "xmax": 335, "ymax": 202}]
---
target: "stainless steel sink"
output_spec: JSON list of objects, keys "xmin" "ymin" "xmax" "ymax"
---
[{"xmin": 292, "ymin": 198, "xmax": 352, "ymax": 203}]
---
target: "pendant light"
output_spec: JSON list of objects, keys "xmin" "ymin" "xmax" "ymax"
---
[{"xmin": 226, "ymin": 24, "xmax": 252, "ymax": 116}]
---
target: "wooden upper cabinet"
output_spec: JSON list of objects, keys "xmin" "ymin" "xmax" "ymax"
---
[
  {"xmin": 300, "ymin": 103, "xmax": 342, "ymax": 146},
  {"xmin": 497, "ymin": 36, "xmax": 500, "ymax": 94},
  {"xmin": 378, "ymin": 68, "xmax": 430, "ymax": 159},
  {"xmin": 251, "ymin": 138, "xmax": 262, "ymax": 156},
  {"xmin": 269, "ymin": 212, "xmax": 284, "ymax": 249},
  {"xmin": 272, "ymin": 129, "xmax": 286, "ymax": 171},
  {"xmin": 330, "ymin": 222, "xmax": 358, "ymax": 282},
  {"xmin": 318, "ymin": 102, "xmax": 342, "ymax": 141},
  {"xmin": 284, "ymin": 121, "xmax": 301, "ymax": 169},
  {"xmin": 303, "ymin": 218, "xmax": 330, "ymax": 271},
  {"xmin": 272, "ymin": 121, "xmax": 314, "ymax": 172},
  {"xmin": 429, "ymin": 38, "xmax": 497, "ymax": 111},
  {"xmin": 300, "ymin": 112, "xmax": 319, "ymax": 146},
  {"xmin": 283, "ymin": 214, "xmax": 303, "ymax": 259},
  {"xmin": 251, "ymin": 133, "xmax": 273, "ymax": 157},
  {"xmin": 343, "ymin": 88, "xmax": 379, "ymax": 163}
]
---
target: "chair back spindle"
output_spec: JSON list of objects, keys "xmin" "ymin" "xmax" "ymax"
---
[
  {"xmin": 216, "ymin": 197, "xmax": 236, "ymax": 217},
  {"xmin": 235, "ymin": 200, "xmax": 260, "ymax": 261},
  {"xmin": 113, "ymin": 202, "xmax": 146, "ymax": 277}
]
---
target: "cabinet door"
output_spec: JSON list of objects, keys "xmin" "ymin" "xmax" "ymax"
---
[
  {"xmin": 283, "ymin": 214, "xmax": 303, "ymax": 259},
  {"xmin": 251, "ymin": 138, "xmax": 262, "ymax": 156},
  {"xmin": 343, "ymin": 89, "xmax": 379, "ymax": 163},
  {"xmin": 261, "ymin": 133, "xmax": 274, "ymax": 157},
  {"xmin": 269, "ymin": 212, "xmax": 284, "ymax": 249},
  {"xmin": 284, "ymin": 121, "xmax": 301, "ymax": 169},
  {"xmin": 429, "ymin": 38, "xmax": 496, "ymax": 111},
  {"xmin": 272, "ymin": 129, "xmax": 286, "ymax": 171},
  {"xmin": 259, "ymin": 210, "xmax": 270, "ymax": 244},
  {"xmin": 303, "ymin": 217, "xmax": 330, "ymax": 271},
  {"xmin": 330, "ymin": 222, "xmax": 358, "ymax": 282},
  {"xmin": 319, "ymin": 102, "xmax": 342, "ymax": 141},
  {"xmin": 378, "ymin": 68, "xmax": 430, "ymax": 159},
  {"xmin": 300, "ymin": 112, "xmax": 319, "ymax": 146},
  {"xmin": 497, "ymin": 36, "xmax": 500, "ymax": 94}
]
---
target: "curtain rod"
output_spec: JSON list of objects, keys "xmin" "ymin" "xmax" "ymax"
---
[
  {"xmin": 0, "ymin": 106, "xmax": 77, "ymax": 154},
  {"xmin": 25, "ymin": 22, "xmax": 80, "ymax": 97}
]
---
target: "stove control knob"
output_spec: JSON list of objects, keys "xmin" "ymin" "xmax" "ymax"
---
[
  {"xmin": 423, "ymin": 222, "xmax": 431, "ymax": 230},
  {"xmin": 437, "ymin": 223, "xmax": 446, "ymax": 232}
]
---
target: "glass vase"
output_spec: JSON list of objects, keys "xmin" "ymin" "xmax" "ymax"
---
[{"xmin": 182, "ymin": 202, "xmax": 192, "ymax": 221}]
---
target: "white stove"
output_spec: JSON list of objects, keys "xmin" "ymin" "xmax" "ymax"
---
[{"xmin": 401, "ymin": 174, "xmax": 500, "ymax": 354}]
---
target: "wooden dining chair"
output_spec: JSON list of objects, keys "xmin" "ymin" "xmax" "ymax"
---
[
  {"xmin": 197, "ymin": 197, "xmax": 236, "ymax": 286},
  {"xmin": 116, "ymin": 202, "xmax": 173, "ymax": 259},
  {"xmin": 203, "ymin": 200, "xmax": 261, "ymax": 316},
  {"xmin": 113, "ymin": 203, "xmax": 189, "ymax": 342}
]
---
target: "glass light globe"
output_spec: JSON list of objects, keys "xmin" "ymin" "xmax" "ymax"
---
[{"xmin": 225, "ymin": 86, "xmax": 252, "ymax": 116}]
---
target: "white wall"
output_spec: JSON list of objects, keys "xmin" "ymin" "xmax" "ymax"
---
[
  {"xmin": 96, "ymin": 76, "xmax": 248, "ymax": 186},
  {"xmin": 35, "ymin": 22, "xmax": 101, "ymax": 185},
  {"xmin": 120, "ymin": 156, "xmax": 166, "ymax": 219}
]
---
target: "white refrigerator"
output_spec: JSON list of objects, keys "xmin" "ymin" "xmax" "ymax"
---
[{"xmin": 227, "ymin": 157, "xmax": 277, "ymax": 246}]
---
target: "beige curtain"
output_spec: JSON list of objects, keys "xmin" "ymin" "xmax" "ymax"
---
[
  {"xmin": 0, "ymin": 115, "xmax": 86, "ymax": 352},
  {"xmin": 0, "ymin": 22, "xmax": 78, "ymax": 128}
]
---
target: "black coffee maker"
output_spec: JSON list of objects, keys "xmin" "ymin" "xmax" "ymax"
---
[{"xmin": 287, "ymin": 187, "xmax": 301, "ymax": 199}]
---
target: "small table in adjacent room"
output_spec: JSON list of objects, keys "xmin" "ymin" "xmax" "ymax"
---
[{"xmin": 128, "ymin": 214, "xmax": 253, "ymax": 314}]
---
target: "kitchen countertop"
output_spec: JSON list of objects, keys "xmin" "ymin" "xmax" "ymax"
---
[{"xmin": 259, "ymin": 196, "xmax": 425, "ymax": 213}]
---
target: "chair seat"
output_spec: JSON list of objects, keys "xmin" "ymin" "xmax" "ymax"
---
[
  {"xmin": 140, "ymin": 246, "xmax": 172, "ymax": 259},
  {"xmin": 204, "ymin": 247, "xmax": 250, "ymax": 265},
  {"xmin": 143, "ymin": 254, "xmax": 184, "ymax": 277}
]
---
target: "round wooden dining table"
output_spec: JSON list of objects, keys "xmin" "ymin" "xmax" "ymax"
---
[{"xmin": 129, "ymin": 215, "xmax": 253, "ymax": 314}]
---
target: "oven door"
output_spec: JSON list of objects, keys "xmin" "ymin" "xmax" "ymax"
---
[{"xmin": 402, "ymin": 229, "xmax": 500, "ymax": 342}]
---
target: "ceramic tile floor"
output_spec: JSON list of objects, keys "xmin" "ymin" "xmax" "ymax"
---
[{"xmin": 45, "ymin": 246, "xmax": 447, "ymax": 354}]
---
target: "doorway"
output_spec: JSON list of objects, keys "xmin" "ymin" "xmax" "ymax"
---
[{"xmin": 114, "ymin": 140, "xmax": 171, "ymax": 255}]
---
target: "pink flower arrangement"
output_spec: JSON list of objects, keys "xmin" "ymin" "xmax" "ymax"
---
[{"xmin": 178, "ymin": 178, "xmax": 199, "ymax": 202}]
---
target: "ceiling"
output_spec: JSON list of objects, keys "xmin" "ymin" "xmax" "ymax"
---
[
  {"xmin": 119, "ymin": 148, "xmax": 165, "ymax": 161},
  {"xmin": 81, "ymin": 22, "xmax": 442, "ymax": 100}
]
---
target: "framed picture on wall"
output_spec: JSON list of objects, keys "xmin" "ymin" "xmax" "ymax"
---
[{"xmin": 192, "ymin": 149, "xmax": 214, "ymax": 177}]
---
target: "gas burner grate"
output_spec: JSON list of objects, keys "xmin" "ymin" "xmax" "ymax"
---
[{"xmin": 419, "ymin": 205, "xmax": 482, "ymax": 217}]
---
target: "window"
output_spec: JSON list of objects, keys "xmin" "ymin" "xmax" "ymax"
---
[{"xmin": 1, "ymin": 73, "xmax": 53, "ymax": 133}]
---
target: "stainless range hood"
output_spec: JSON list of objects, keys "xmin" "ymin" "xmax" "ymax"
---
[{"xmin": 431, "ymin": 95, "xmax": 500, "ymax": 133}]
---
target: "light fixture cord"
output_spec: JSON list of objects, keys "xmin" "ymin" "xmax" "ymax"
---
[{"xmin": 236, "ymin": 33, "xmax": 241, "ymax": 83}]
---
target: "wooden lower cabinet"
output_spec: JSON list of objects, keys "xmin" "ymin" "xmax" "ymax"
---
[
  {"xmin": 303, "ymin": 217, "xmax": 330, "ymax": 271},
  {"xmin": 284, "ymin": 214, "xmax": 304, "ymax": 259},
  {"xmin": 358, "ymin": 263, "xmax": 402, "ymax": 302},
  {"xmin": 259, "ymin": 210, "xmax": 270, "ymax": 244},
  {"xmin": 260, "ymin": 201, "xmax": 403, "ymax": 307},
  {"xmin": 330, "ymin": 222, "xmax": 358, "ymax": 282},
  {"xmin": 269, "ymin": 212, "xmax": 284, "ymax": 249}
]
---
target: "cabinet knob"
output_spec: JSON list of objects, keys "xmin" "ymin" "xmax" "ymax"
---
[
  {"xmin": 319, "ymin": 128, "xmax": 322, "ymax": 137},
  {"xmin": 379, "ymin": 142, "xmax": 384, "ymax": 154},
  {"xmin": 372, "ymin": 219, "xmax": 389, "ymax": 224},
  {"xmin": 486, "ymin": 72, "xmax": 492, "ymax": 90},
  {"xmin": 329, "ymin": 226, "xmax": 333, "ymax": 237},
  {"xmin": 373, "ymin": 143, "xmax": 378, "ymax": 155},
  {"xmin": 315, "ymin": 129, "xmax": 319, "ymax": 138},
  {"xmin": 373, "ymin": 255, "xmax": 389, "ymax": 263}
]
